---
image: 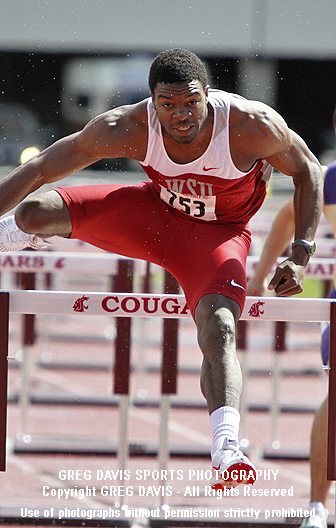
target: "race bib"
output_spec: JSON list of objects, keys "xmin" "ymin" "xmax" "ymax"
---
[{"xmin": 160, "ymin": 186, "xmax": 217, "ymax": 221}]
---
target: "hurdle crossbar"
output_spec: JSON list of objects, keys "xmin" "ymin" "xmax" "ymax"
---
[
  {"xmin": 4, "ymin": 290, "xmax": 333, "ymax": 320},
  {"xmin": 1, "ymin": 291, "xmax": 336, "ymax": 477},
  {"xmin": 0, "ymin": 251, "xmax": 334, "ymax": 280}
]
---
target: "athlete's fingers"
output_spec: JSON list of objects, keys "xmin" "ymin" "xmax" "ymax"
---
[
  {"xmin": 268, "ymin": 260, "xmax": 305, "ymax": 297},
  {"xmin": 268, "ymin": 267, "xmax": 288, "ymax": 291},
  {"xmin": 273, "ymin": 279, "xmax": 303, "ymax": 296}
]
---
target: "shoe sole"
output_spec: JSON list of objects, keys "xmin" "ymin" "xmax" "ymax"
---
[{"xmin": 211, "ymin": 461, "xmax": 256, "ymax": 490}]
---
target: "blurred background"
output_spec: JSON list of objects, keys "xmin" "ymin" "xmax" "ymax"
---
[{"xmin": 0, "ymin": 0, "xmax": 336, "ymax": 170}]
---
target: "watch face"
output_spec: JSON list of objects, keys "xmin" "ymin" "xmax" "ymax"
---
[
  {"xmin": 305, "ymin": 240, "xmax": 316, "ymax": 255},
  {"xmin": 292, "ymin": 239, "xmax": 316, "ymax": 255}
]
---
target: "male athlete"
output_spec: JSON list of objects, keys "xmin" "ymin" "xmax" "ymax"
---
[{"xmin": 0, "ymin": 49, "xmax": 323, "ymax": 491}]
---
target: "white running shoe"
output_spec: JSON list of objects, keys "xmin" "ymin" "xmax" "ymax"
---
[
  {"xmin": 211, "ymin": 438, "xmax": 256, "ymax": 490},
  {"xmin": 299, "ymin": 503, "xmax": 328, "ymax": 528},
  {"xmin": 0, "ymin": 215, "xmax": 62, "ymax": 252}
]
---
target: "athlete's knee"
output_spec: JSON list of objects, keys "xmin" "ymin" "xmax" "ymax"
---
[
  {"xmin": 195, "ymin": 295, "xmax": 238, "ymax": 356},
  {"xmin": 16, "ymin": 199, "xmax": 42, "ymax": 233},
  {"xmin": 200, "ymin": 309, "xmax": 236, "ymax": 351},
  {"xmin": 15, "ymin": 192, "xmax": 61, "ymax": 234}
]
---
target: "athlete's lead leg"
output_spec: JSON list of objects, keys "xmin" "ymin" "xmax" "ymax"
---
[
  {"xmin": 15, "ymin": 190, "xmax": 72, "ymax": 238},
  {"xmin": 0, "ymin": 191, "xmax": 71, "ymax": 252}
]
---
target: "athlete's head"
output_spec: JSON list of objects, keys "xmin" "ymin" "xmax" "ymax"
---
[
  {"xmin": 148, "ymin": 49, "xmax": 208, "ymax": 95},
  {"xmin": 149, "ymin": 49, "xmax": 210, "ymax": 145}
]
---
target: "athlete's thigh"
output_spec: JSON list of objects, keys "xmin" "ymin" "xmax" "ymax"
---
[
  {"xmin": 163, "ymin": 220, "xmax": 251, "ymax": 317},
  {"xmin": 56, "ymin": 182, "xmax": 173, "ymax": 262}
]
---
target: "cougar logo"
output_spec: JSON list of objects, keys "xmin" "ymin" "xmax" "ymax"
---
[
  {"xmin": 248, "ymin": 300, "xmax": 265, "ymax": 318},
  {"xmin": 73, "ymin": 295, "xmax": 89, "ymax": 312}
]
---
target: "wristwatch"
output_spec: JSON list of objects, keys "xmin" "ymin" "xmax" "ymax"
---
[{"xmin": 291, "ymin": 239, "xmax": 316, "ymax": 256}]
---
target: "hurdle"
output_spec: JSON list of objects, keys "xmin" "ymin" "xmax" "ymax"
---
[
  {"xmin": 2, "ymin": 253, "xmax": 336, "ymax": 461},
  {"xmin": 1, "ymin": 292, "xmax": 336, "ymax": 527},
  {"xmin": 2, "ymin": 250, "xmax": 334, "ymax": 372},
  {"xmin": 1, "ymin": 292, "xmax": 336, "ymax": 475},
  {"xmin": 1, "ymin": 249, "xmax": 334, "ymax": 357}
]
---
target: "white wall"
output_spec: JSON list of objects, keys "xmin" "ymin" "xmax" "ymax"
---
[{"xmin": 1, "ymin": 0, "xmax": 335, "ymax": 58}]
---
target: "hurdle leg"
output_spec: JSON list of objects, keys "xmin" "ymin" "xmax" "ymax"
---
[
  {"xmin": 113, "ymin": 260, "xmax": 133, "ymax": 509},
  {"xmin": 17, "ymin": 273, "xmax": 36, "ymax": 442},
  {"xmin": 327, "ymin": 300, "xmax": 336, "ymax": 528},
  {"xmin": 236, "ymin": 320, "xmax": 250, "ymax": 449},
  {"xmin": 269, "ymin": 352, "xmax": 282, "ymax": 450},
  {"xmin": 19, "ymin": 340, "xmax": 32, "ymax": 441},
  {"xmin": 135, "ymin": 262, "xmax": 152, "ymax": 399},
  {"xmin": 0, "ymin": 291, "xmax": 10, "ymax": 471},
  {"xmin": 269, "ymin": 322, "xmax": 286, "ymax": 451},
  {"xmin": 159, "ymin": 393, "xmax": 171, "ymax": 508},
  {"xmin": 159, "ymin": 271, "xmax": 179, "ymax": 508}
]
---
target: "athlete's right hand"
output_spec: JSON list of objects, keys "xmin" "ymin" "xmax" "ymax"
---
[{"xmin": 246, "ymin": 276, "xmax": 268, "ymax": 296}]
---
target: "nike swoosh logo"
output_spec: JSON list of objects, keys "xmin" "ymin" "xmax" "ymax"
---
[
  {"xmin": 203, "ymin": 166, "xmax": 219, "ymax": 171},
  {"xmin": 213, "ymin": 464, "xmax": 221, "ymax": 471},
  {"xmin": 231, "ymin": 279, "xmax": 245, "ymax": 290}
]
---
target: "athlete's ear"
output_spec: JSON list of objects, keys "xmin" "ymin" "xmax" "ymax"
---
[{"xmin": 205, "ymin": 85, "xmax": 210, "ymax": 101}]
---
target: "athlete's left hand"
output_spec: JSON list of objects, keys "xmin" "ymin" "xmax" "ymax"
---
[{"xmin": 267, "ymin": 257, "xmax": 306, "ymax": 296}]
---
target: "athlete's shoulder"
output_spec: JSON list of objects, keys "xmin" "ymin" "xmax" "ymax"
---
[
  {"xmin": 78, "ymin": 99, "xmax": 149, "ymax": 160},
  {"xmin": 87, "ymin": 99, "xmax": 149, "ymax": 132},
  {"xmin": 230, "ymin": 95, "xmax": 284, "ymax": 125},
  {"xmin": 229, "ymin": 96, "xmax": 291, "ymax": 160}
]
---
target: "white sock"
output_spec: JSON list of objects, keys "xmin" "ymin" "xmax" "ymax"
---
[
  {"xmin": 40, "ymin": 235, "xmax": 64, "ymax": 244},
  {"xmin": 210, "ymin": 406, "xmax": 240, "ymax": 458}
]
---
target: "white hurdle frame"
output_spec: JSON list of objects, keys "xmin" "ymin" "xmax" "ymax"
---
[
  {"xmin": 2, "ymin": 252, "xmax": 334, "ymax": 449},
  {"xmin": 1, "ymin": 291, "xmax": 336, "ymax": 520},
  {"xmin": 0, "ymin": 294, "xmax": 336, "ymax": 449},
  {"xmin": 1, "ymin": 255, "xmax": 336, "ymax": 516}
]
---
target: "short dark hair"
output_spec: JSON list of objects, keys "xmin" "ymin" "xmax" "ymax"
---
[{"xmin": 148, "ymin": 48, "xmax": 208, "ymax": 95}]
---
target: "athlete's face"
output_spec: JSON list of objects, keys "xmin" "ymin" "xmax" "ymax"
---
[{"xmin": 151, "ymin": 81, "xmax": 209, "ymax": 144}]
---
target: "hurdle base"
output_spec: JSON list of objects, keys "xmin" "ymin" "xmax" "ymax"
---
[
  {"xmin": 36, "ymin": 357, "xmax": 323, "ymax": 378},
  {"xmin": 8, "ymin": 391, "xmax": 319, "ymax": 413},
  {"xmin": 263, "ymin": 444, "xmax": 310, "ymax": 460},
  {"xmin": 13, "ymin": 437, "xmax": 254, "ymax": 459},
  {"xmin": 13, "ymin": 436, "xmax": 212, "ymax": 458}
]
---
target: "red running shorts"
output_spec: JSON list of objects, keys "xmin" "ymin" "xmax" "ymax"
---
[{"xmin": 57, "ymin": 181, "xmax": 251, "ymax": 317}]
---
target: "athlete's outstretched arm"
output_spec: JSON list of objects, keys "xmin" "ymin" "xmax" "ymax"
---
[
  {"xmin": 0, "ymin": 133, "xmax": 98, "ymax": 215},
  {"xmin": 0, "ymin": 102, "xmax": 147, "ymax": 217}
]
